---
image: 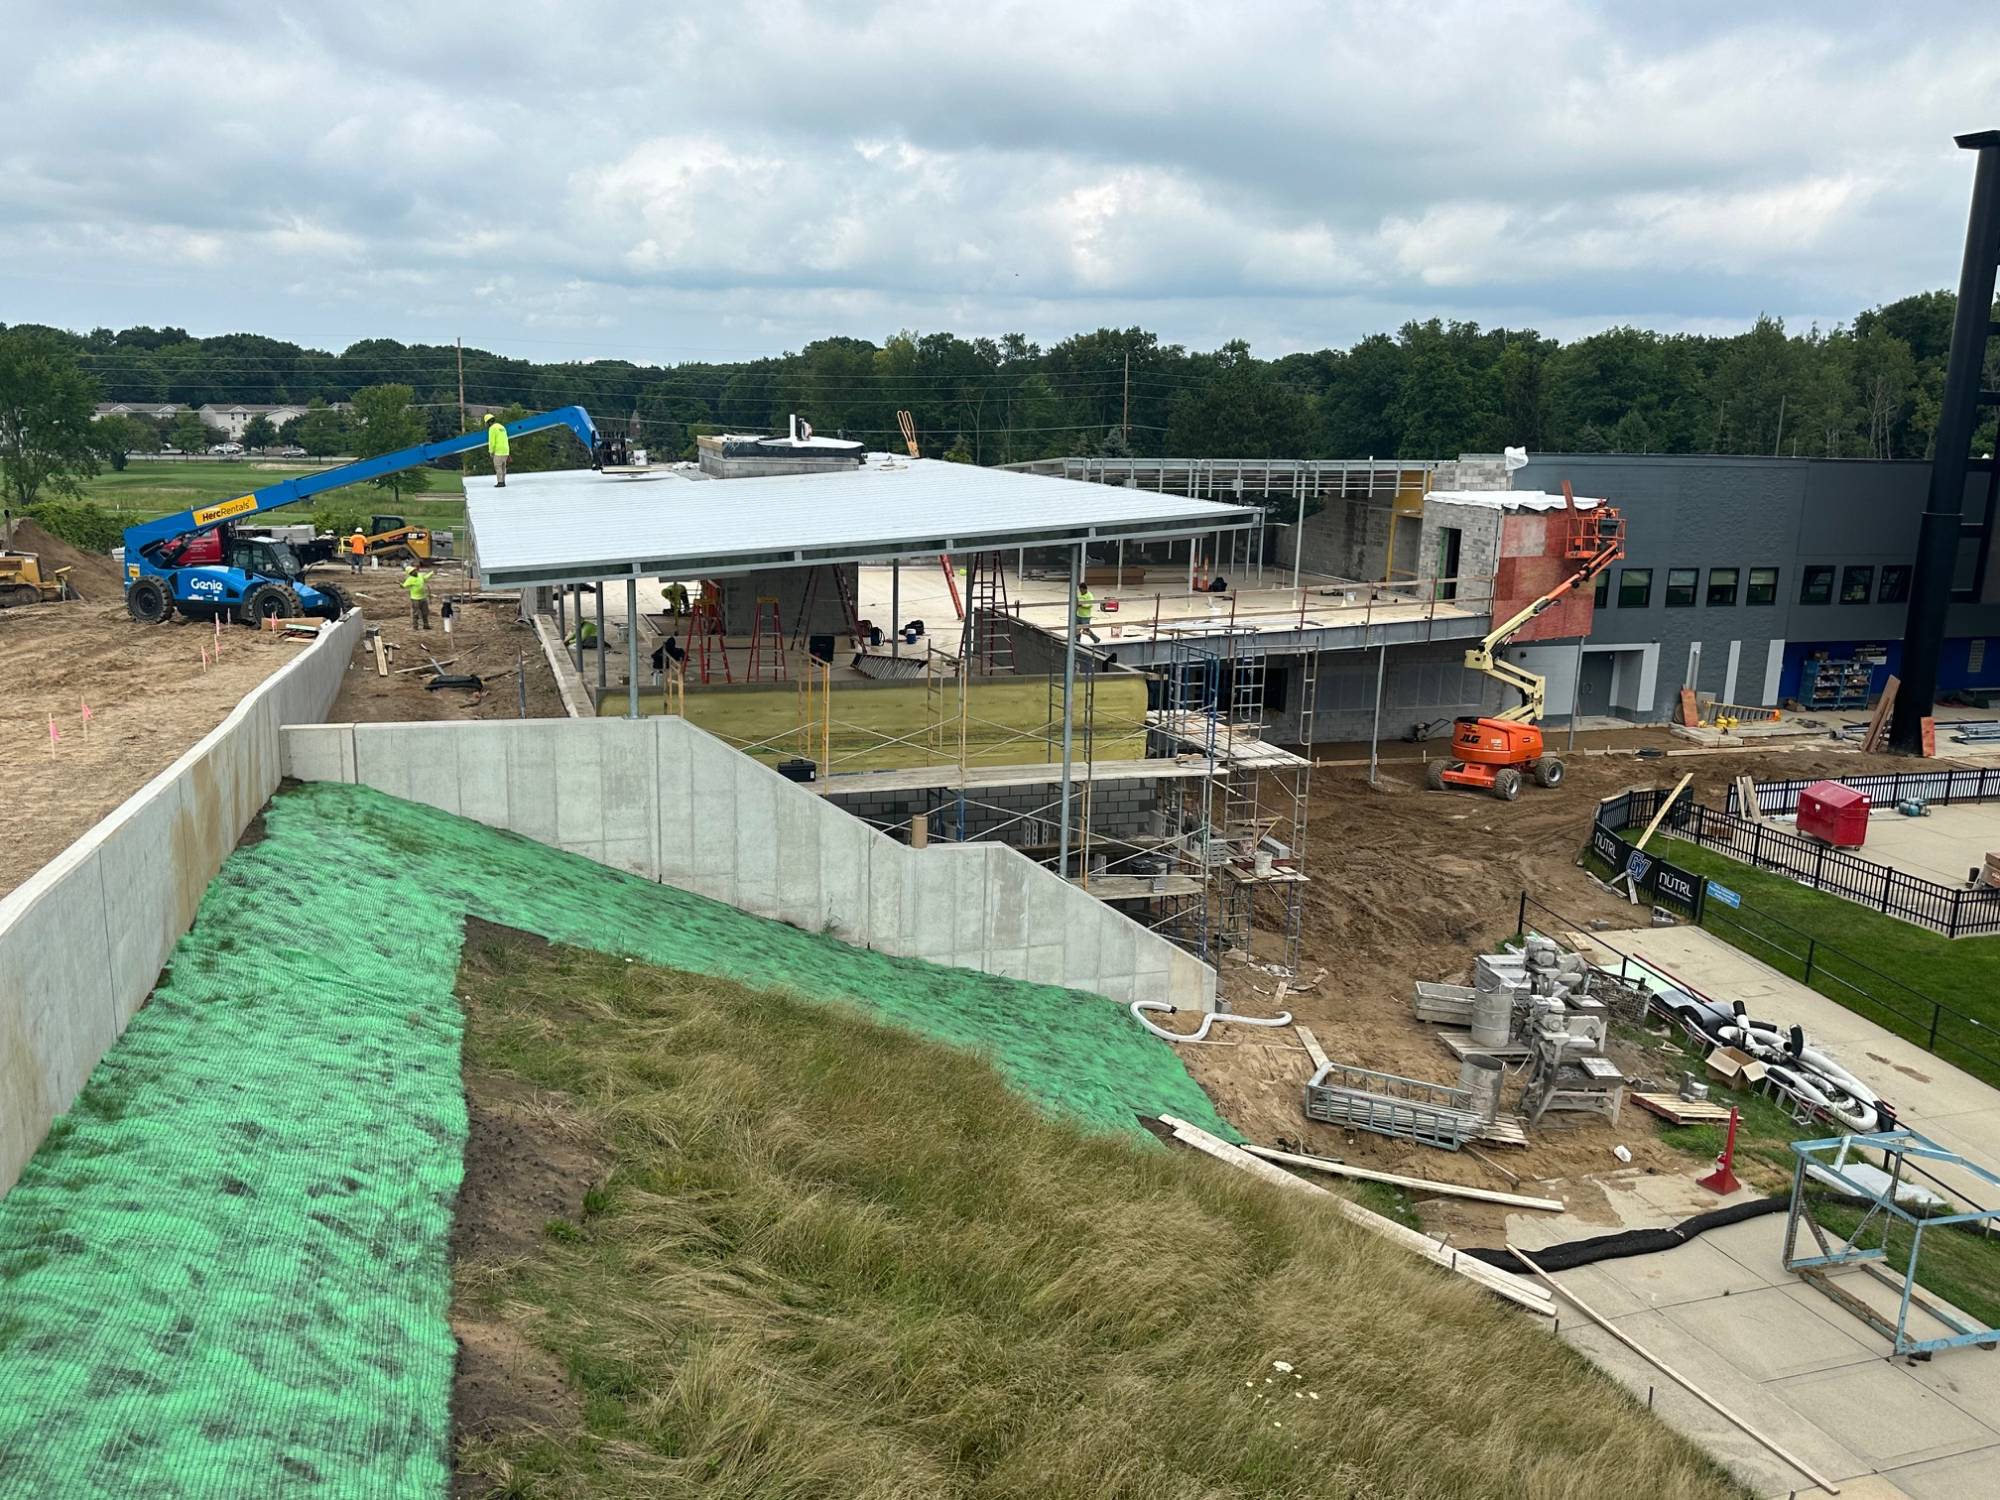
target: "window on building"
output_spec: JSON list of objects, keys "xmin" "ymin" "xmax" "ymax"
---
[
  {"xmin": 1746, "ymin": 567, "xmax": 1778, "ymax": 605},
  {"xmin": 1800, "ymin": 565, "xmax": 1835, "ymax": 605},
  {"xmin": 1618, "ymin": 567, "xmax": 1653, "ymax": 609},
  {"xmin": 1878, "ymin": 564, "xmax": 1911, "ymax": 605},
  {"xmin": 1841, "ymin": 565, "xmax": 1875, "ymax": 604},
  {"xmin": 1707, "ymin": 567, "xmax": 1739, "ymax": 607},
  {"xmin": 1594, "ymin": 570, "xmax": 1609, "ymax": 608},
  {"xmin": 1664, "ymin": 568, "xmax": 1698, "ymax": 608}
]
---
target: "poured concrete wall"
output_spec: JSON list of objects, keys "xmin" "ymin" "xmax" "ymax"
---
[
  {"xmin": 283, "ymin": 716, "xmax": 1214, "ymax": 1011},
  {"xmin": 825, "ymin": 776, "xmax": 1159, "ymax": 842},
  {"xmin": 0, "ymin": 612, "xmax": 365, "ymax": 1198}
]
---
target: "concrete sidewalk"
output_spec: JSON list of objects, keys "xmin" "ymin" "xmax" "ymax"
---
[
  {"xmin": 1513, "ymin": 924, "xmax": 2000, "ymax": 1496},
  {"xmin": 1507, "ymin": 1213, "xmax": 2000, "ymax": 1498}
]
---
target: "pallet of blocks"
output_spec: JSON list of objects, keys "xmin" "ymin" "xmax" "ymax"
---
[{"xmin": 1985, "ymin": 851, "xmax": 2000, "ymax": 890}]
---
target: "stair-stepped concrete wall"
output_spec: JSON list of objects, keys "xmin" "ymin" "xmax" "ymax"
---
[
  {"xmin": 0, "ymin": 611, "xmax": 365, "ymax": 1198},
  {"xmin": 281, "ymin": 717, "xmax": 1216, "ymax": 1010}
]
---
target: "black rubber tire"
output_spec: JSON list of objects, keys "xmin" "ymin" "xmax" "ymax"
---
[
  {"xmin": 1492, "ymin": 767, "xmax": 1523, "ymax": 801},
  {"xmin": 126, "ymin": 576, "xmax": 172, "ymax": 623},
  {"xmin": 1533, "ymin": 756, "xmax": 1566, "ymax": 788},
  {"xmin": 240, "ymin": 581, "xmax": 299, "ymax": 623},
  {"xmin": 309, "ymin": 580, "xmax": 349, "ymax": 620},
  {"xmin": 1424, "ymin": 759, "xmax": 1448, "ymax": 792},
  {"xmin": 2, "ymin": 583, "xmax": 43, "ymax": 609}
]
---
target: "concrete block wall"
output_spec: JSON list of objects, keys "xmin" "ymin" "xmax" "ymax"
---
[
  {"xmin": 1260, "ymin": 639, "xmax": 1508, "ymax": 744},
  {"xmin": 1408, "ymin": 500, "xmax": 1504, "ymax": 604},
  {"xmin": 282, "ymin": 716, "xmax": 1215, "ymax": 1011},
  {"xmin": 1431, "ymin": 455, "xmax": 1512, "ymax": 492},
  {"xmin": 717, "ymin": 566, "xmax": 858, "ymax": 636},
  {"xmin": 825, "ymin": 777, "xmax": 1159, "ymax": 843},
  {"xmin": 0, "ymin": 611, "xmax": 365, "ymax": 1198}
]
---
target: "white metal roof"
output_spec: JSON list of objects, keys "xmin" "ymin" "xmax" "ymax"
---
[
  {"xmin": 1426, "ymin": 489, "xmax": 1605, "ymax": 511},
  {"xmin": 463, "ymin": 458, "xmax": 1261, "ymax": 588}
]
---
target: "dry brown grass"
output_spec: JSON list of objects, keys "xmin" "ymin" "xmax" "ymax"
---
[{"xmin": 454, "ymin": 931, "xmax": 1749, "ymax": 1499}]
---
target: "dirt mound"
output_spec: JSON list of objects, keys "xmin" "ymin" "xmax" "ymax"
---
[{"xmin": 7, "ymin": 519, "xmax": 123, "ymax": 601}]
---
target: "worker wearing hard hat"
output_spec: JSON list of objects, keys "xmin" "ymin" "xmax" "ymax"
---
[
  {"xmin": 348, "ymin": 528, "xmax": 367, "ymax": 574},
  {"xmin": 486, "ymin": 413, "xmax": 510, "ymax": 487}
]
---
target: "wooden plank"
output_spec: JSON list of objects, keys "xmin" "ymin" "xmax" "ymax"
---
[
  {"xmin": 1677, "ymin": 686, "xmax": 1700, "ymax": 727},
  {"xmin": 1158, "ymin": 1117, "xmax": 1553, "ymax": 1315},
  {"xmin": 1630, "ymin": 1092, "xmax": 1732, "ymax": 1126},
  {"xmin": 372, "ymin": 633, "xmax": 388, "ymax": 677},
  {"xmin": 1241, "ymin": 1143, "xmax": 1564, "ymax": 1212},
  {"xmin": 1630, "ymin": 772, "xmax": 1694, "ymax": 852},
  {"xmin": 1294, "ymin": 1025, "xmax": 1332, "ymax": 1073},
  {"xmin": 1861, "ymin": 674, "xmax": 1899, "ymax": 753},
  {"xmin": 1474, "ymin": 1117, "xmax": 1531, "ymax": 1148},
  {"xmin": 1508, "ymin": 1250, "xmax": 1842, "ymax": 1495}
]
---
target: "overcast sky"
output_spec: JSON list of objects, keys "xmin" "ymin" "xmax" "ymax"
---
[{"xmin": 4, "ymin": 1, "xmax": 1998, "ymax": 363}]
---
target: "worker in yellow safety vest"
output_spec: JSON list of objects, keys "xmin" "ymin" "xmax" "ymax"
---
[
  {"xmin": 401, "ymin": 564, "xmax": 432, "ymax": 630},
  {"xmin": 1075, "ymin": 582, "xmax": 1100, "ymax": 644},
  {"xmin": 486, "ymin": 414, "xmax": 510, "ymax": 487}
]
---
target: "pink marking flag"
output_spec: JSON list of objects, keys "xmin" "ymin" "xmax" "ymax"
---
[
  {"xmin": 48, "ymin": 717, "xmax": 59, "ymax": 754},
  {"xmin": 80, "ymin": 698, "xmax": 92, "ymax": 738}
]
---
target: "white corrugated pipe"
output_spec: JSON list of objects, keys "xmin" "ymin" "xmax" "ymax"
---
[{"xmin": 1130, "ymin": 1000, "xmax": 1292, "ymax": 1042}]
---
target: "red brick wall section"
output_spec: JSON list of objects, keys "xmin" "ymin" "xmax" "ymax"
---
[{"xmin": 1493, "ymin": 512, "xmax": 1596, "ymax": 643}]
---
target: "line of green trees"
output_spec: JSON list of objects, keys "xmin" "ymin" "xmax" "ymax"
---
[{"xmin": 6, "ymin": 292, "xmax": 1997, "ymax": 493}]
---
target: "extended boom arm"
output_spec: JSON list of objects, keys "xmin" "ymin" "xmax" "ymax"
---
[
  {"xmin": 1463, "ymin": 492, "xmax": 1625, "ymax": 724},
  {"xmin": 122, "ymin": 405, "xmax": 600, "ymax": 561}
]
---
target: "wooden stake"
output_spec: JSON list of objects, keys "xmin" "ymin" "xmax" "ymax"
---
[
  {"xmin": 1158, "ymin": 1116, "xmax": 1553, "ymax": 1315},
  {"xmin": 1631, "ymin": 772, "xmax": 1693, "ymax": 852},
  {"xmin": 1507, "ymin": 1248, "xmax": 1840, "ymax": 1494},
  {"xmin": 1242, "ymin": 1144, "xmax": 1563, "ymax": 1211}
]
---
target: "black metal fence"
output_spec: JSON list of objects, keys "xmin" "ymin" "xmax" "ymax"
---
[
  {"xmin": 1590, "ymin": 793, "xmax": 2000, "ymax": 1088},
  {"xmin": 1726, "ymin": 768, "xmax": 2000, "ymax": 818},
  {"xmin": 1614, "ymin": 786, "xmax": 2000, "ymax": 939}
]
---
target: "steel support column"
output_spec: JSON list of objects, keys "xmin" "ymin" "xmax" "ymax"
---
[
  {"xmin": 1894, "ymin": 131, "xmax": 2000, "ymax": 752},
  {"xmin": 1058, "ymin": 544, "xmax": 1080, "ymax": 878},
  {"xmin": 626, "ymin": 578, "xmax": 640, "ymax": 719}
]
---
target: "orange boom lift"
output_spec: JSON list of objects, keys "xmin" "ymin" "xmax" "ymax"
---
[{"xmin": 1427, "ymin": 484, "xmax": 1625, "ymax": 801}]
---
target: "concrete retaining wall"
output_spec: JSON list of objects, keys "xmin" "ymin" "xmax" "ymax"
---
[
  {"xmin": 0, "ymin": 611, "xmax": 365, "ymax": 1197},
  {"xmin": 826, "ymin": 776, "xmax": 1160, "ymax": 843},
  {"xmin": 282, "ymin": 716, "xmax": 1215, "ymax": 1010}
]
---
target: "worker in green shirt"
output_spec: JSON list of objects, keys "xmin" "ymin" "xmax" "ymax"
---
[
  {"xmin": 1075, "ymin": 581, "xmax": 1101, "ymax": 644},
  {"xmin": 401, "ymin": 564, "xmax": 432, "ymax": 631},
  {"xmin": 486, "ymin": 413, "xmax": 510, "ymax": 487}
]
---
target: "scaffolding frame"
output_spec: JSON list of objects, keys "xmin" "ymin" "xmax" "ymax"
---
[{"xmin": 1783, "ymin": 1129, "xmax": 2000, "ymax": 1358}]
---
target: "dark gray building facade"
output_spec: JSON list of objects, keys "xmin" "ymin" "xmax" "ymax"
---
[{"xmin": 1506, "ymin": 453, "xmax": 2000, "ymax": 720}]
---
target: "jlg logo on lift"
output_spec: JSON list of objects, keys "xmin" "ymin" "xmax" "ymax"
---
[
  {"xmin": 1453, "ymin": 722, "xmax": 1502, "ymax": 752},
  {"xmin": 192, "ymin": 494, "xmax": 258, "ymax": 527}
]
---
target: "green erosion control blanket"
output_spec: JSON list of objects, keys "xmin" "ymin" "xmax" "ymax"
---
[{"xmin": 0, "ymin": 781, "xmax": 1231, "ymax": 1498}]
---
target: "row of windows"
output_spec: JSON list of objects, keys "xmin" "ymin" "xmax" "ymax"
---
[{"xmin": 1594, "ymin": 564, "xmax": 1913, "ymax": 611}]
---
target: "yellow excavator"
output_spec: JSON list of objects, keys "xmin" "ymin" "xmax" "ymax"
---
[
  {"xmin": 1426, "ymin": 487, "xmax": 1625, "ymax": 800},
  {"xmin": 0, "ymin": 551, "xmax": 72, "ymax": 609}
]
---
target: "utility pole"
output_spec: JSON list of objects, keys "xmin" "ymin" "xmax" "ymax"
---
[
  {"xmin": 1121, "ymin": 352, "xmax": 1130, "ymax": 444},
  {"xmin": 456, "ymin": 337, "xmax": 466, "ymax": 430},
  {"xmin": 1771, "ymin": 393, "xmax": 1786, "ymax": 457}
]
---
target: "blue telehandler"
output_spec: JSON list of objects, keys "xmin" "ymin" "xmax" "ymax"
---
[{"xmin": 120, "ymin": 406, "xmax": 601, "ymax": 625}]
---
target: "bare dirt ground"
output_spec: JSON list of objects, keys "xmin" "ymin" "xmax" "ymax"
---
[
  {"xmin": 1177, "ymin": 738, "xmax": 1935, "ymax": 1231},
  {"xmin": 320, "ymin": 566, "xmax": 565, "ymax": 722},
  {"xmin": 0, "ymin": 596, "xmax": 302, "ymax": 897}
]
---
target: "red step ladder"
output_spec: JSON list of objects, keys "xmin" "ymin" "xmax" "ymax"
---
[
  {"xmin": 691, "ymin": 581, "xmax": 732, "ymax": 684},
  {"xmin": 746, "ymin": 595, "xmax": 788, "ymax": 681}
]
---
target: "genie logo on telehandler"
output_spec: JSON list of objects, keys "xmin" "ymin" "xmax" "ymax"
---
[
  {"xmin": 187, "ymin": 576, "xmax": 225, "ymax": 596},
  {"xmin": 193, "ymin": 494, "xmax": 258, "ymax": 527}
]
